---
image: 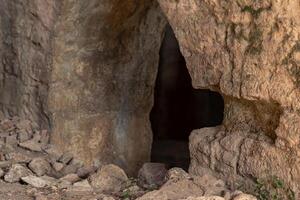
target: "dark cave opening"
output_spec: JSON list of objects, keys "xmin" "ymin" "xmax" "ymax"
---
[{"xmin": 150, "ymin": 24, "xmax": 224, "ymax": 170}]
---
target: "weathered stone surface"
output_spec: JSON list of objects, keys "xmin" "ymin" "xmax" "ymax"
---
[
  {"xmin": 185, "ymin": 197, "xmax": 225, "ymax": 200},
  {"xmin": 77, "ymin": 166, "xmax": 97, "ymax": 179},
  {"xmin": 4, "ymin": 164, "xmax": 32, "ymax": 183},
  {"xmin": 21, "ymin": 175, "xmax": 49, "ymax": 188},
  {"xmin": 157, "ymin": 0, "xmax": 300, "ymax": 195},
  {"xmin": 138, "ymin": 163, "xmax": 167, "ymax": 189},
  {"xmin": 59, "ymin": 173, "xmax": 80, "ymax": 184},
  {"xmin": 52, "ymin": 162, "xmax": 64, "ymax": 172},
  {"xmin": 137, "ymin": 179, "xmax": 204, "ymax": 200},
  {"xmin": 69, "ymin": 180, "xmax": 93, "ymax": 192},
  {"xmin": 165, "ymin": 168, "xmax": 191, "ymax": 182},
  {"xmin": 19, "ymin": 140, "xmax": 43, "ymax": 152},
  {"xmin": 0, "ymin": 0, "xmax": 58, "ymax": 128},
  {"xmin": 232, "ymin": 194, "xmax": 257, "ymax": 200},
  {"xmin": 89, "ymin": 164, "xmax": 128, "ymax": 193},
  {"xmin": 5, "ymin": 152, "xmax": 32, "ymax": 163},
  {"xmin": 48, "ymin": 0, "xmax": 167, "ymax": 176},
  {"xmin": 0, "ymin": 0, "xmax": 299, "ymax": 197},
  {"xmin": 29, "ymin": 158, "xmax": 51, "ymax": 176}
]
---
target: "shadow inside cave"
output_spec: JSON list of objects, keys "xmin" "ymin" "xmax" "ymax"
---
[{"xmin": 150, "ymin": 24, "xmax": 224, "ymax": 170}]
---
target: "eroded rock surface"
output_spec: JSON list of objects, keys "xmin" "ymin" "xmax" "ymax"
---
[{"xmin": 158, "ymin": 0, "xmax": 300, "ymax": 196}]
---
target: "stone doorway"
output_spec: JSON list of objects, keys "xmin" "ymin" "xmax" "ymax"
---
[{"xmin": 150, "ymin": 24, "xmax": 224, "ymax": 170}]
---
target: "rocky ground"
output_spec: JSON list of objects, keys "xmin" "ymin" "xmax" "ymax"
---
[{"xmin": 0, "ymin": 116, "xmax": 256, "ymax": 200}]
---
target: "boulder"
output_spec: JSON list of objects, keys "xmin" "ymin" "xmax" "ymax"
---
[
  {"xmin": 4, "ymin": 164, "xmax": 32, "ymax": 183},
  {"xmin": 29, "ymin": 158, "xmax": 51, "ymax": 176},
  {"xmin": 89, "ymin": 164, "xmax": 128, "ymax": 193},
  {"xmin": 138, "ymin": 163, "xmax": 167, "ymax": 189}
]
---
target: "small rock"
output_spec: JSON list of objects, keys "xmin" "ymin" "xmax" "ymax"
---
[
  {"xmin": 69, "ymin": 179, "xmax": 93, "ymax": 192},
  {"xmin": 4, "ymin": 164, "xmax": 32, "ymax": 183},
  {"xmin": 232, "ymin": 194, "xmax": 257, "ymax": 200},
  {"xmin": 89, "ymin": 164, "xmax": 128, "ymax": 193},
  {"xmin": 59, "ymin": 173, "xmax": 81, "ymax": 184},
  {"xmin": 5, "ymin": 152, "xmax": 32, "ymax": 163},
  {"xmin": 52, "ymin": 162, "xmax": 64, "ymax": 172},
  {"xmin": 77, "ymin": 165, "xmax": 97, "ymax": 178},
  {"xmin": 59, "ymin": 152, "xmax": 73, "ymax": 164},
  {"xmin": 21, "ymin": 175, "xmax": 48, "ymax": 188},
  {"xmin": 165, "ymin": 167, "xmax": 191, "ymax": 182},
  {"xmin": 43, "ymin": 145, "xmax": 63, "ymax": 161},
  {"xmin": 29, "ymin": 158, "xmax": 51, "ymax": 176},
  {"xmin": 19, "ymin": 139, "xmax": 43, "ymax": 152},
  {"xmin": 138, "ymin": 163, "xmax": 168, "ymax": 189}
]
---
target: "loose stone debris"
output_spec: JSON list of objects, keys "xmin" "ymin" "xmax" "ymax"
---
[{"xmin": 0, "ymin": 117, "xmax": 257, "ymax": 199}]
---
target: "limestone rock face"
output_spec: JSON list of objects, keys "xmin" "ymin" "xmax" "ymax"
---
[
  {"xmin": 48, "ymin": 0, "xmax": 167, "ymax": 175},
  {"xmin": 0, "ymin": 0, "xmax": 58, "ymax": 128},
  {"xmin": 157, "ymin": 0, "xmax": 300, "ymax": 195}
]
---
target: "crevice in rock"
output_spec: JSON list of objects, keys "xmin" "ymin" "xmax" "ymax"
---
[{"xmin": 150, "ymin": 24, "xmax": 224, "ymax": 170}]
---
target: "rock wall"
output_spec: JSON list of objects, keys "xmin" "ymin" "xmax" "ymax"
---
[
  {"xmin": 158, "ymin": 0, "xmax": 300, "ymax": 195},
  {"xmin": 1, "ymin": 0, "xmax": 299, "ymax": 194},
  {"xmin": 0, "ymin": 0, "xmax": 58, "ymax": 128},
  {"xmin": 49, "ymin": 0, "xmax": 166, "ymax": 175}
]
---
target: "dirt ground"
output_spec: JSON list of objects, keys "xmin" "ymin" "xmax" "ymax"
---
[{"xmin": 0, "ymin": 180, "xmax": 116, "ymax": 200}]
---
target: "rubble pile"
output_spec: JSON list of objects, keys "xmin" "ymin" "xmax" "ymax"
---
[{"xmin": 0, "ymin": 117, "xmax": 256, "ymax": 200}]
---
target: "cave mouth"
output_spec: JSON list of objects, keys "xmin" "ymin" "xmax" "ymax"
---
[{"xmin": 150, "ymin": 24, "xmax": 224, "ymax": 170}]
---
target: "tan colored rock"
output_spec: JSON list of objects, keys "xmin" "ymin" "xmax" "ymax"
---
[
  {"xmin": 4, "ymin": 164, "xmax": 32, "ymax": 183},
  {"xmin": 19, "ymin": 140, "xmax": 43, "ymax": 152},
  {"xmin": 29, "ymin": 158, "xmax": 51, "ymax": 176},
  {"xmin": 232, "ymin": 194, "xmax": 257, "ymax": 200},
  {"xmin": 157, "ymin": 0, "xmax": 300, "ymax": 194},
  {"xmin": 185, "ymin": 197, "xmax": 225, "ymax": 200},
  {"xmin": 89, "ymin": 164, "xmax": 128, "ymax": 193},
  {"xmin": 48, "ymin": 0, "xmax": 167, "ymax": 176},
  {"xmin": 21, "ymin": 175, "xmax": 49, "ymax": 188},
  {"xmin": 59, "ymin": 173, "xmax": 81, "ymax": 184},
  {"xmin": 137, "ymin": 179, "xmax": 204, "ymax": 200}
]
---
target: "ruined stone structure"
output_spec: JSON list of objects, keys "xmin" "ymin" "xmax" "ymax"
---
[{"xmin": 0, "ymin": 0, "xmax": 299, "ymax": 196}]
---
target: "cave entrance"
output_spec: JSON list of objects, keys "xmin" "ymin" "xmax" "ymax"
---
[{"xmin": 150, "ymin": 24, "xmax": 224, "ymax": 170}]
